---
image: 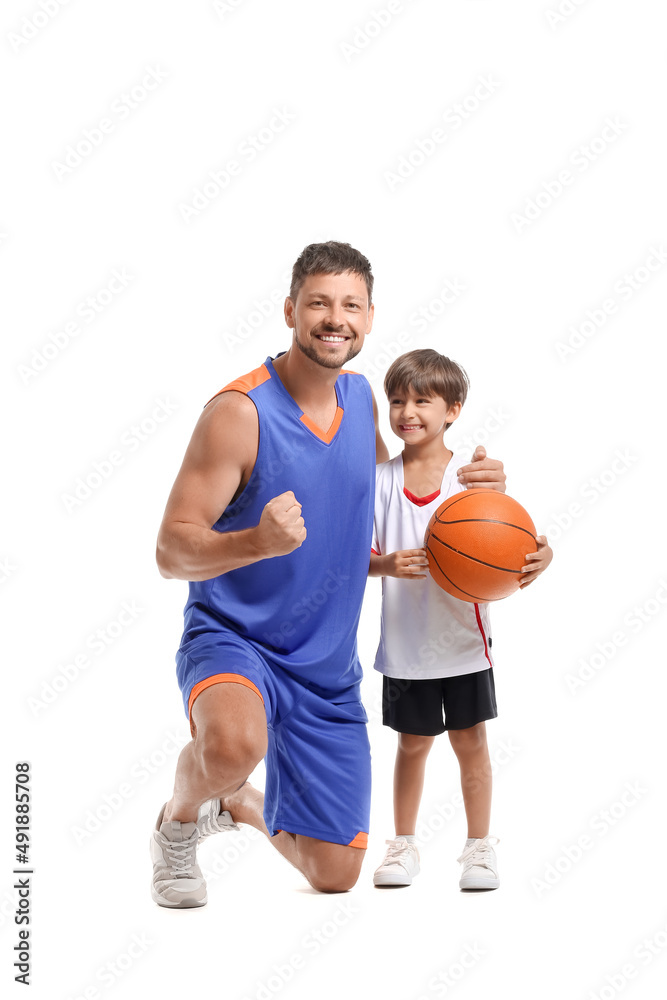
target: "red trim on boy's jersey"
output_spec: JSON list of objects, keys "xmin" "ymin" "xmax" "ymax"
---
[
  {"xmin": 371, "ymin": 547, "xmax": 380, "ymax": 555},
  {"xmin": 473, "ymin": 604, "xmax": 493, "ymax": 667},
  {"xmin": 403, "ymin": 486, "xmax": 441, "ymax": 507}
]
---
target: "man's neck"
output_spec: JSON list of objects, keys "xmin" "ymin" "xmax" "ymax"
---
[{"xmin": 271, "ymin": 347, "xmax": 340, "ymax": 410}]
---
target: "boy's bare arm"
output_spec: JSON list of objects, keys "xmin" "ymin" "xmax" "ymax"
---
[{"xmin": 368, "ymin": 549, "xmax": 429, "ymax": 579}]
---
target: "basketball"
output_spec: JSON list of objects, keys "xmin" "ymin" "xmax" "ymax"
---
[{"xmin": 424, "ymin": 488, "xmax": 537, "ymax": 603}]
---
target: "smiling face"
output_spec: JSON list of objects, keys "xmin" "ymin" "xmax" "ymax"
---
[
  {"xmin": 388, "ymin": 385, "xmax": 461, "ymax": 445},
  {"xmin": 284, "ymin": 271, "xmax": 374, "ymax": 369}
]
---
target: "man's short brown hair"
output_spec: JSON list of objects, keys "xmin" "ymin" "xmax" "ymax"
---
[{"xmin": 290, "ymin": 241, "xmax": 374, "ymax": 306}]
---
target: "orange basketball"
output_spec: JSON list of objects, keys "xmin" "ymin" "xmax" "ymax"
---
[{"xmin": 424, "ymin": 488, "xmax": 537, "ymax": 603}]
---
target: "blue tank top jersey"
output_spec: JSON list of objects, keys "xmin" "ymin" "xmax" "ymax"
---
[{"xmin": 179, "ymin": 353, "xmax": 376, "ymax": 694}]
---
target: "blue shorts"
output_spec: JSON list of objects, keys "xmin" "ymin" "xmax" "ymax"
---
[{"xmin": 176, "ymin": 632, "xmax": 371, "ymax": 849}]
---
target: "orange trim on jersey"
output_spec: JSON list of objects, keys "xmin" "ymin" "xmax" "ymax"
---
[
  {"xmin": 188, "ymin": 673, "xmax": 264, "ymax": 720},
  {"xmin": 348, "ymin": 832, "xmax": 368, "ymax": 849},
  {"xmin": 339, "ymin": 368, "xmax": 359, "ymax": 375},
  {"xmin": 205, "ymin": 363, "xmax": 271, "ymax": 406},
  {"xmin": 300, "ymin": 406, "xmax": 344, "ymax": 443}
]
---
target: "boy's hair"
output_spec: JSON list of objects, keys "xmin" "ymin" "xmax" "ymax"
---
[
  {"xmin": 289, "ymin": 241, "xmax": 374, "ymax": 306},
  {"xmin": 384, "ymin": 349, "xmax": 469, "ymax": 431}
]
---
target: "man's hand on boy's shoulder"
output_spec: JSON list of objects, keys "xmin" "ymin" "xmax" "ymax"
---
[
  {"xmin": 519, "ymin": 536, "xmax": 553, "ymax": 588},
  {"xmin": 456, "ymin": 445, "xmax": 506, "ymax": 492}
]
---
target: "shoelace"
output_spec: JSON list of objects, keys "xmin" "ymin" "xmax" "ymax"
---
[
  {"xmin": 197, "ymin": 812, "xmax": 219, "ymax": 839},
  {"xmin": 163, "ymin": 838, "xmax": 198, "ymax": 877},
  {"xmin": 383, "ymin": 838, "xmax": 416, "ymax": 864},
  {"xmin": 456, "ymin": 835, "xmax": 499, "ymax": 871}
]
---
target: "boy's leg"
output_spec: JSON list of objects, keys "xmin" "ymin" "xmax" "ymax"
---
[
  {"xmin": 393, "ymin": 732, "xmax": 436, "ymax": 834},
  {"xmin": 447, "ymin": 721, "xmax": 492, "ymax": 838}
]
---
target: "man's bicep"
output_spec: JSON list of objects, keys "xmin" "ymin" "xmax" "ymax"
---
[{"xmin": 160, "ymin": 392, "xmax": 258, "ymax": 530}]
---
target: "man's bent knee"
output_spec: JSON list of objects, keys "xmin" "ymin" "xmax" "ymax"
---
[
  {"xmin": 192, "ymin": 683, "xmax": 267, "ymax": 782},
  {"xmin": 197, "ymin": 729, "xmax": 264, "ymax": 784},
  {"xmin": 299, "ymin": 839, "xmax": 364, "ymax": 893}
]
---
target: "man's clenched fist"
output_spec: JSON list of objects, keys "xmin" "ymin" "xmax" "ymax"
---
[{"xmin": 252, "ymin": 491, "xmax": 307, "ymax": 558}]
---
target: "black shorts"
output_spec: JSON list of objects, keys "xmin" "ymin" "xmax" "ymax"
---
[{"xmin": 382, "ymin": 668, "xmax": 497, "ymax": 737}]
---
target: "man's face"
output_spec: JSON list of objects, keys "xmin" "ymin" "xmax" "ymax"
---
[{"xmin": 284, "ymin": 271, "xmax": 374, "ymax": 369}]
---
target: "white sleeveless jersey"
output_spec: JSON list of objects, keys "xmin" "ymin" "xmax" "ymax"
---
[{"xmin": 372, "ymin": 453, "xmax": 494, "ymax": 680}]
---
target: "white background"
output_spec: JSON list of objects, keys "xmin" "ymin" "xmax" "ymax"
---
[{"xmin": 3, "ymin": 1, "xmax": 666, "ymax": 998}]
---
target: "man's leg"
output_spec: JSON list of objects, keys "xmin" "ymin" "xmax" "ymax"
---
[
  {"xmin": 163, "ymin": 683, "xmax": 362, "ymax": 891},
  {"xmin": 163, "ymin": 682, "xmax": 268, "ymax": 823}
]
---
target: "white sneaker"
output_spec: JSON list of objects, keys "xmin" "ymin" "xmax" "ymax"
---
[
  {"xmin": 457, "ymin": 835, "xmax": 500, "ymax": 890},
  {"xmin": 373, "ymin": 838, "xmax": 420, "ymax": 887},
  {"xmin": 150, "ymin": 804, "xmax": 207, "ymax": 908},
  {"xmin": 196, "ymin": 799, "xmax": 240, "ymax": 843}
]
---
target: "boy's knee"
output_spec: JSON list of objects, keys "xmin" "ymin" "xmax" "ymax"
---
[
  {"xmin": 449, "ymin": 722, "xmax": 486, "ymax": 750},
  {"xmin": 398, "ymin": 732, "xmax": 433, "ymax": 756}
]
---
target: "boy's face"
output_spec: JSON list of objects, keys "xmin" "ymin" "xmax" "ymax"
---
[
  {"xmin": 388, "ymin": 385, "xmax": 461, "ymax": 445},
  {"xmin": 284, "ymin": 271, "xmax": 374, "ymax": 370}
]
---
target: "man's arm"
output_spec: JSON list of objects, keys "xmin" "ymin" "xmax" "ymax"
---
[
  {"xmin": 156, "ymin": 392, "xmax": 305, "ymax": 581},
  {"xmin": 371, "ymin": 389, "xmax": 390, "ymax": 464},
  {"xmin": 456, "ymin": 445, "xmax": 506, "ymax": 492}
]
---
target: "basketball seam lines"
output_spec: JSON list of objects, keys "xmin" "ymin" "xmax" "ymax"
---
[
  {"xmin": 428, "ymin": 534, "xmax": 525, "ymax": 574},
  {"xmin": 425, "ymin": 544, "xmax": 487, "ymax": 601},
  {"xmin": 434, "ymin": 516, "xmax": 536, "ymax": 540}
]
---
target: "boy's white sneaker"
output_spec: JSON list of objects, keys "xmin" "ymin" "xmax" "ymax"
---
[
  {"xmin": 196, "ymin": 799, "xmax": 240, "ymax": 842},
  {"xmin": 457, "ymin": 835, "xmax": 500, "ymax": 890},
  {"xmin": 373, "ymin": 838, "xmax": 420, "ymax": 886},
  {"xmin": 150, "ymin": 804, "xmax": 207, "ymax": 908}
]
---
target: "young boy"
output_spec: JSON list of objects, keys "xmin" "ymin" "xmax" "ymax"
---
[{"xmin": 369, "ymin": 349, "xmax": 552, "ymax": 890}]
